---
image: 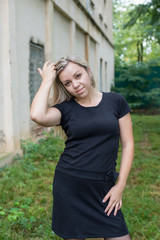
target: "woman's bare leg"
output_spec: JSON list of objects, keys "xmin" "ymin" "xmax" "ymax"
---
[{"xmin": 104, "ymin": 233, "xmax": 132, "ymax": 240}]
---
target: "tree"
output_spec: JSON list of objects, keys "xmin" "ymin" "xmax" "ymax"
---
[
  {"xmin": 123, "ymin": 0, "xmax": 160, "ymax": 44},
  {"xmin": 111, "ymin": 64, "xmax": 160, "ymax": 110},
  {"xmin": 113, "ymin": 0, "xmax": 160, "ymax": 111},
  {"xmin": 113, "ymin": 0, "xmax": 160, "ymax": 66},
  {"xmin": 113, "ymin": 1, "xmax": 145, "ymax": 65}
]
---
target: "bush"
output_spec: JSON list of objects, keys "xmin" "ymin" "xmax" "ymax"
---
[
  {"xmin": 21, "ymin": 130, "xmax": 64, "ymax": 163},
  {"xmin": 112, "ymin": 64, "xmax": 160, "ymax": 111}
]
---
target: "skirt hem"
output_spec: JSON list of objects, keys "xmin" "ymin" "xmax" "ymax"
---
[{"xmin": 52, "ymin": 228, "xmax": 129, "ymax": 239}]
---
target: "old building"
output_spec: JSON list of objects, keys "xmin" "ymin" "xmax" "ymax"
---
[{"xmin": 0, "ymin": 0, "xmax": 114, "ymax": 153}]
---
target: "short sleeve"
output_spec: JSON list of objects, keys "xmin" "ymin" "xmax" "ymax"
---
[
  {"xmin": 52, "ymin": 101, "xmax": 69, "ymax": 127},
  {"xmin": 111, "ymin": 92, "xmax": 131, "ymax": 119}
]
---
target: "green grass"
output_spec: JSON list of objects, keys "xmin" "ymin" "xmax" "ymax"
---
[
  {"xmin": 117, "ymin": 114, "xmax": 160, "ymax": 240},
  {"xmin": 0, "ymin": 115, "xmax": 160, "ymax": 240}
]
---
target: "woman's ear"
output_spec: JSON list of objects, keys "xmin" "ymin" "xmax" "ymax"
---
[{"xmin": 88, "ymin": 67, "xmax": 93, "ymax": 77}]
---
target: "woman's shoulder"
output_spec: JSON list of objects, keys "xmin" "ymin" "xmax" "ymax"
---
[
  {"xmin": 104, "ymin": 91, "xmax": 123, "ymax": 98},
  {"xmin": 103, "ymin": 91, "xmax": 125, "ymax": 101},
  {"xmin": 103, "ymin": 91, "xmax": 129, "ymax": 107}
]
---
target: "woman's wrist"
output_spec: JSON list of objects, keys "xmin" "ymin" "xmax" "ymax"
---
[
  {"xmin": 41, "ymin": 79, "xmax": 53, "ymax": 89},
  {"xmin": 116, "ymin": 179, "xmax": 126, "ymax": 190}
]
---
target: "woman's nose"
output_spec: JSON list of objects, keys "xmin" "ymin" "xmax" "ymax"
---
[{"xmin": 72, "ymin": 80, "xmax": 79, "ymax": 88}]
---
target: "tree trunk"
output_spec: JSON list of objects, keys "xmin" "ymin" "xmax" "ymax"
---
[
  {"xmin": 137, "ymin": 41, "xmax": 140, "ymax": 62},
  {"xmin": 137, "ymin": 40, "xmax": 143, "ymax": 62},
  {"xmin": 140, "ymin": 41, "xmax": 143, "ymax": 62}
]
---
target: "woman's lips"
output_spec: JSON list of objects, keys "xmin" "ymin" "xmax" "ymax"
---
[{"xmin": 76, "ymin": 88, "xmax": 84, "ymax": 94}]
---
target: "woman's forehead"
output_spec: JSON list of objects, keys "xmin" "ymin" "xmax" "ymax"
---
[{"xmin": 59, "ymin": 62, "xmax": 83, "ymax": 79}]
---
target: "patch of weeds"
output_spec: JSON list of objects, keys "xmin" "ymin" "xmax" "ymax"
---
[{"xmin": 21, "ymin": 130, "xmax": 64, "ymax": 163}]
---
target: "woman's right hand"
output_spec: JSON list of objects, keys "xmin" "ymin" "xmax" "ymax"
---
[{"xmin": 38, "ymin": 61, "xmax": 56, "ymax": 85}]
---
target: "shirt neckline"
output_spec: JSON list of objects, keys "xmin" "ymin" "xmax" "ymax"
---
[{"xmin": 72, "ymin": 92, "xmax": 104, "ymax": 109}]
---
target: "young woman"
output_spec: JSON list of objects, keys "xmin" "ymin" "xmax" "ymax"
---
[{"xmin": 30, "ymin": 55, "xmax": 134, "ymax": 240}]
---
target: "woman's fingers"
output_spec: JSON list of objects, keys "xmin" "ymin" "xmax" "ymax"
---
[
  {"xmin": 103, "ymin": 185, "xmax": 123, "ymax": 216},
  {"xmin": 118, "ymin": 200, "xmax": 122, "ymax": 210},
  {"xmin": 43, "ymin": 61, "xmax": 49, "ymax": 68},
  {"xmin": 102, "ymin": 192, "xmax": 110, "ymax": 203},
  {"xmin": 50, "ymin": 63, "xmax": 55, "ymax": 68},
  {"xmin": 114, "ymin": 200, "xmax": 122, "ymax": 215},
  {"xmin": 114, "ymin": 203, "xmax": 119, "ymax": 216},
  {"xmin": 38, "ymin": 61, "xmax": 56, "ymax": 83},
  {"xmin": 104, "ymin": 197, "xmax": 116, "ymax": 216},
  {"xmin": 102, "ymin": 182, "xmax": 125, "ymax": 216},
  {"xmin": 105, "ymin": 201, "xmax": 116, "ymax": 216},
  {"xmin": 104, "ymin": 200, "xmax": 122, "ymax": 216},
  {"xmin": 37, "ymin": 68, "xmax": 42, "ymax": 76},
  {"xmin": 43, "ymin": 61, "xmax": 55, "ymax": 69}
]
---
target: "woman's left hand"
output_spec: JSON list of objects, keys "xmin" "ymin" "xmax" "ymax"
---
[{"xmin": 102, "ymin": 183, "xmax": 124, "ymax": 216}]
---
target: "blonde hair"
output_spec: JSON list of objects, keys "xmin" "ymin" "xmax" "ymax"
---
[{"xmin": 52, "ymin": 54, "xmax": 96, "ymax": 139}]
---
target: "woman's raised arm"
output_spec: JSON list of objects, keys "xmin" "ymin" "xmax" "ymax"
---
[{"xmin": 30, "ymin": 62, "xmax": 61, "ymax": 127}]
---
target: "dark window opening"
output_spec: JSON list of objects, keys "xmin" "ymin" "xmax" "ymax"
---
[{"xmin": 29, "ymin": 41, "xmax": 44, "ymax": 105}]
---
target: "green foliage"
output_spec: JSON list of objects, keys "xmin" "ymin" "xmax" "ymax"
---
[
  {"xmin": 146, "ymin": 87, "xmax": 160, "ymax": 107},
  {"xmin": 113, "ymin": 0, "xmax": 160, "ymax": 66},
  {"xmin": 123, "ymin": 0, "xmax": 160, "ymax": 44},
  {"xmin": 112, "ymin": 64, "xmax": 160, "ymax": 110},
  {"xmin": 20, "ymin": 130, "xmax": 64, "ymax": 163}
]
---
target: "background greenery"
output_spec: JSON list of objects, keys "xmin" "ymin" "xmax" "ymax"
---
[
  {"xmin": 0, "ymin": 114, "xmax": 160, "ymax": 240},
  {"xmin": 113, "ymin": 0, "xmax": 160, "ymax": 66},
  {"xmin": 111, "ymin": 65, "xmax": 160, "ymax": 110},
  {"xmin": 113, "ymin": 0, "xmax": 160, "ymax": 111}
]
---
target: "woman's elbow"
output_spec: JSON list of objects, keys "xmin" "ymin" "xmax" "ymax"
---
[
  {"xmin": 30, "ymin": 112, "xmax": 49, "ymax": 126},
  {"xmin": 122, "ymin": 140, "xmax": 134, "ymax": 151},
  {"xmin": 30, "ymin": 111, "xmax": 39, "ymax": 122}
]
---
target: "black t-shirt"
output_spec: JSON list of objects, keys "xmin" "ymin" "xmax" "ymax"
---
[{"xmin": 52, "ymin": 92, "xmax": 131, "ymax": 175}]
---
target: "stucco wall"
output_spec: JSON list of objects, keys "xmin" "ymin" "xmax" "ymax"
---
[
  {"xmin": 15, "ymin": 0, "xmax": 46, "ymax": 139},
  {"xmin": 0, "ymin": 1, "xmax": 4, "ymax": 133},
  {"xmin": 53, "ymin": 8, "xmax": 71, "ymax": 61},
  {"xmin": 0, "ymin": 1, "xmax": 5, "ymax": 151},
  {"xmin": 99, "ymin": 34, "xmax": 114, "ymax": 91}
]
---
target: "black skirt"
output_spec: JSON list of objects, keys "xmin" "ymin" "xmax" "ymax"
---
[{"xmin": 52, "ymin": 167, "xmax": 129, "ymax": 238}]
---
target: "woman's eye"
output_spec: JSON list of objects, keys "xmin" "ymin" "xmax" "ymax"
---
[
  {"xmin": 64, "ymin": 82, "xmax": 70, "ymax": 86},
  {"xmin": 76, "ymin": 74, "xmax": 81, "ymax": 79}
]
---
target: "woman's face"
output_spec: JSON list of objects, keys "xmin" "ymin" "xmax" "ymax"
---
[{"xmin": 58, "ymin": 62, "xmax": 93, "ymax": 98}]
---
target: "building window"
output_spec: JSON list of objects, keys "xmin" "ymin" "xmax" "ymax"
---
[{"xmin": 29, "ymin": 42, "xmax": 44, "ymax": 105}]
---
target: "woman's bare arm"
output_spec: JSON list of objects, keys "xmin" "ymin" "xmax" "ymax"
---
[
  {"xmin": 117, "ymin": 113, "xmax": 134, "ymax": 187},
  {"xmin": 30, "ymin": 62, "xmax": 61, "ymax": 127},
  {"xmin": 102, "ymin": 113, "xmax": 134, "ymax": 216}
]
